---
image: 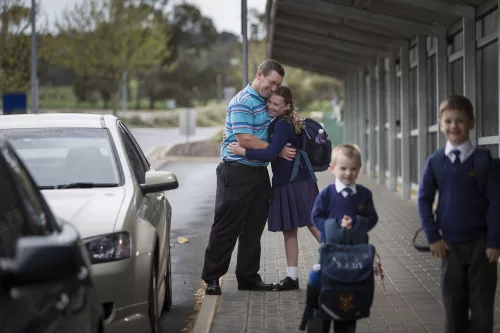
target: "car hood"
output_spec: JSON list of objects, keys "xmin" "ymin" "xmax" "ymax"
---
[{"xmin": 42, "ymin": 187, "xmax": 126, "ymax": 239}]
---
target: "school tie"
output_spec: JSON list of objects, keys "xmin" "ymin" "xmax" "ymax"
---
[
  {"xmin": 343, "ymin": 187, "xmax": 353, "ymax": 198},
  {"xmin": 452, "ymin": 149, "xmax": 461, "ymax": 165}
]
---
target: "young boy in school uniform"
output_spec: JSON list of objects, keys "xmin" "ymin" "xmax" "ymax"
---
[
  {"xmin": 311, "ymin": 144, "xmax": 379, "ymax": 333},
  {"xmin": 418, "ymin": 95, "xmax": 500, "ymax": 333}
]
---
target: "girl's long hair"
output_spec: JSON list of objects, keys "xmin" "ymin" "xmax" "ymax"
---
[{"xmin": 273, "ymin": 86, "xmax": 304, "ymax": 134}]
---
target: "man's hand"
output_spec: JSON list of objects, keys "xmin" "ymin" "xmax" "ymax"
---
[
  {"xmin": 279, "ymin": 143, "xmax": 296, "ymax": 161},
  {"xmin": 486, "ymin": 248, "xmax": 500, "ymax": 263},
  {"xmin": 430, "ymin": 240, "xmax": 448, "ymax": 259}
]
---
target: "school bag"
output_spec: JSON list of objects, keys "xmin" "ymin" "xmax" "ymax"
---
[
  {"xmin": 268, "ymin": 116, "xmax": 332, "ymax": 182},
  {"xmin": 412, "ymin": 147, "xmax": 493, "ymax": 252},
  {"xmin": 317, "ymin": 218, "xmax": 376, "ymax": 322}
]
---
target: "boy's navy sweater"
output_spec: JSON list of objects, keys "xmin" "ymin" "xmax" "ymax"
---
[
  {"xmin": 245, "ymin": 118, "xmax": 311, "ymax": 186},
  {"xmin": 311, "ymin": 183, "xmax": 378, "ymax": 242},
  {"xmin": 418, "ymin": 150, "xmax": 500, "ymax": 248}
]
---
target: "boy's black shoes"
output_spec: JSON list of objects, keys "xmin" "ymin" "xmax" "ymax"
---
[
  {"xmin": 238, "ymin": 278, "xmax": 274, "ymax": 291},
  {"xmin": 205, "ymin": 279, "xmax": 221, "ymax": 295},
  {"xmin": 274, "ymin": 276, "xmax": 299, "ymax": 291}
]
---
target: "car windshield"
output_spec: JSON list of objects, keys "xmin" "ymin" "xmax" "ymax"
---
[{"xmin": 1, "ymin": 128, "xmax": 121, "ymax": 188}]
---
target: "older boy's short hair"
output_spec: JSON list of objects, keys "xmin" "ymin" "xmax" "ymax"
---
[
  {"xmin": 330, "ymin": 144, "xmax": 362, "ymax": 167},
  {"xmin": 439, "ymin": 95, "xmax": 475, "ymax": 120}
]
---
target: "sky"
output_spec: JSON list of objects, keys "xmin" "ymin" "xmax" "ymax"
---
[{"xmin": 39, "ymin": 0, "xmax": 268, "ymax": 35}]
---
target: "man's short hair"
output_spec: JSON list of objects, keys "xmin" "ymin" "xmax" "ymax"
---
[
  {"xmin": 330, "ymin": 144, "xmax": 362, "ymax": 167},
  {"xmin": 439, "ymin": 95, "xmax": 474, "ymax": 120},
  {"xmin": 258, "ymin": 59, "xmax": 285, "ymax": 78}
]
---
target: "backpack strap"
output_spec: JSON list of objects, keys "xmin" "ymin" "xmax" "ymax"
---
[
  {"xmin": 473, "ymin": 148, "xmax": 491, "ymax": 197},
  {"xmin": 429, "ymin": 148, "xmax": 446, "ymax": 188},
  {"xmin": 290, "ymin": 150, "xmax": 318, "ymax": 182}
]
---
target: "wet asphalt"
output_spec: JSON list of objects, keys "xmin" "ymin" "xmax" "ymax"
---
[
  {"xmin": 131, "ymin": 127, "xmax": 220, "ymax": 332},
  {"xmin": 158, "ymin": 161, "xmax": 217, "ymax": 332}
]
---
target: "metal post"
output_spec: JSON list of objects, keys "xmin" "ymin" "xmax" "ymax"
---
[
  {"xmin": 387, "ymin": 55, "xmax": 397, "ymax": 191},
  {"xmin": 241, "ymin": 0, "xmax": 248, "ymax": 88},
  {"xmin": 436, "ymin": 33, "xmax": 448, "ymax": 149},
  {"xmin": 122, "ymin": 71, "xmax": 128, "ymax": 111},
  {"xmin": 31, "ymin": 0, "xmax": 37, "ymax": 114},
  {"xmin": 376, "ymin": 57, "xmax": 386, "ymax": 185},
  {"xmin": 416, "ymin": 35, "xmax": 428, "ymax": 182},
  {"xmin": 400, "ymin": 43, "xmax": 411, "ymax": 200}
]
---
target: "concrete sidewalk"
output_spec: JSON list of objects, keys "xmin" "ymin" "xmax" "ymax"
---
[{"xmin": 200, "ymin": 171, "xmax": 500, "ymax": 333}]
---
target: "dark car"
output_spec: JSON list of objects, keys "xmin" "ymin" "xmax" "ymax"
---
[{"xmin": 0, "ymin": 135, "xmax": 103, "ymax": 333}]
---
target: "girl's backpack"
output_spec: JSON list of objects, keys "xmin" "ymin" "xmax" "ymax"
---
[{"xmin": 268, "ymin": 117, "xmax": 332, "ymax": 182}]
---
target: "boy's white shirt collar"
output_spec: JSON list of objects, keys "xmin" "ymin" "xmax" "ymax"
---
[
  {"xmin": 444, "ymin": 140, "xmax": 475, "ymax": 163},
  {"xmin": 335, "ymin": 179, "xmax": 357, "ymax": 197}
]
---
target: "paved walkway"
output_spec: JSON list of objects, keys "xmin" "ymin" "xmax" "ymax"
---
[{"xmin": 209, "ymin": 172, "xmax": 500, "ymax": 333}]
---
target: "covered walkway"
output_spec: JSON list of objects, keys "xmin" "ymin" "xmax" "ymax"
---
[
  {"xmin": 209, "ymin": 172, "xmax": 500, "ymax": 333},
  {"xmin": 266, "ymin": 0, "xmax": 499, "ymax": 199}
]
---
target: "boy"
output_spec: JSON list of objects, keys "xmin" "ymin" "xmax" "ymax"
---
[
  {"xmin": 417, "ymin": 94, "xmax": 500, "ymax": 333},
  {"xmin": 311, "ymin": 144, "xmax": 379, "ymax": 333}
]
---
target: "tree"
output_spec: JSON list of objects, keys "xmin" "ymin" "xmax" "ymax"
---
[
  {"xmin": 49, "ymin": 0, "xmax": 172, "ymax": 114},
  {"xmin": 0, "ymin": 1, "xmax": 34, "ymax": 93}
]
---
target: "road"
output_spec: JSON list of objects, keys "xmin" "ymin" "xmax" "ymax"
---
[
  {"xmin": 130, "ymin": 127, "xmax": 219, "ymax": 332},
  {"xmin": 130, "ymin": 126, "xmax": 222, "ymax": 158},
  {"xmin": 159, "ymin": 161, "xmax": 217, "ymax": 332}
]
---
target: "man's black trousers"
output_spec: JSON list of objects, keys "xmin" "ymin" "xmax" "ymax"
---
[{"xmin": 202, "ymin": 161, "xmax": 271, "ymax": 283}]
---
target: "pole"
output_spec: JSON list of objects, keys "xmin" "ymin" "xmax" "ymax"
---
[
  {"xmin": 122, "ymin": 71, "xmax": 128, "ymax": 111},
  {"xmin": 31, "ymin": 0, "xmax": 37, "ymax": 114},
  {"xmin": 241, "ymin": 0, "xmax": 248, "ymax": 88}
]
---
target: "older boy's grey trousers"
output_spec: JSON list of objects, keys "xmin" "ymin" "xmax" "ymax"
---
[{"xmin": 441, "ymin": 237, "xmax": 497, "ymax": 333}]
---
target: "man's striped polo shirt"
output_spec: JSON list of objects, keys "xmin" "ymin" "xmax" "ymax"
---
[{"xmin": 221, "ymin": 83, "xmax": 271, "ymax": 167}]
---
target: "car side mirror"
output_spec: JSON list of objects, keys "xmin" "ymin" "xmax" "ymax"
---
[
  {"xmin": 140, "ymin": 170, "xmax": 179, "ymax": 194},
  {"xmin": 0, "ymin": 223, "xmax": 85, "ymax": 287}
]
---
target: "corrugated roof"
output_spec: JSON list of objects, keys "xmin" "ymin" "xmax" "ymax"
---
[{"xmin": 266, "ymin": 0, "xmax": 488, "ymax": 79}]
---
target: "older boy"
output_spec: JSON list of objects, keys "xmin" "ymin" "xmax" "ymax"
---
[{"xmin": 418, "ymin": 95, "xmax": 500, "ymax": 333}]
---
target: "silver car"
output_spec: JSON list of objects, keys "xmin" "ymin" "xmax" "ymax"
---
[{"xmin": 0, "ymin": 113, "xmax": 178, "ymax": 333}]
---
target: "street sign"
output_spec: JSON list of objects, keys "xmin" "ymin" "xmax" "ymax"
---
[
  {"xmin": 223, "ymin": 87, "xmax": 236, "ymax": 104},
  {"xmin": 179, "ymin": 108, "xmax": 196, "ymax": 136},
  {"xmin": 2, "ymin": 93, "xmax": 27, "ymax": 115}
]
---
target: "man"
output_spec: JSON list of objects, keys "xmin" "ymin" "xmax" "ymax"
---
[{"xmin": 202, "ymin": 59, "xmax": 294, "ymax": 295}]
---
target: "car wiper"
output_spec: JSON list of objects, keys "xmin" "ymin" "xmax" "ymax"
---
[{"xmin": 42, "ymin": 182, "xmax": 120, "ymax": 189}]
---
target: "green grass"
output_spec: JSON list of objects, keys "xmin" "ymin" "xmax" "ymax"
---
[{"xmin": 1, "ymin": 86, "xmax": 179, "ymax": 110}]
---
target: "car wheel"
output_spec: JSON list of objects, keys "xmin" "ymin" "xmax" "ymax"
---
[
  {"xmin": 163, "ymin": 250, "xmax": 172, "ymax": 310},
  {"xmin": 148, "ymin": 261, "xmax": 159, "ymax": 333}
]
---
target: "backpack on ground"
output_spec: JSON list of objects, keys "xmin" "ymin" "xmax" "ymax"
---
[
  {"xmin": 412, "ymin": 147, "xmax": 493, "ymax": 252},
  {"xmin": 268, "ymin": 117, "xmax": 332, "ymax": 182}
]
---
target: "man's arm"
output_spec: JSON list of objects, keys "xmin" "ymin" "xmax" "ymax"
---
[{"xmin": 235, "ymin": 133, "xmax": 269, "ymax": 149}]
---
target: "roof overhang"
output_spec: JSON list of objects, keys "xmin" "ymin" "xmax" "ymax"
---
[{"xmin": 266, "ymin": 0, "xmax": 476, "ymax": 80}]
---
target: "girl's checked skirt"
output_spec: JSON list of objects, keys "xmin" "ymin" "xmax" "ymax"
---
[{"xmin": 267, "ymin": 179, "xmax": 319, "ymax": 232}]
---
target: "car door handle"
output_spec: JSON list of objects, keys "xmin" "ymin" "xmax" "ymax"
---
[
  {"xmin": 156, "ymin": 193, "xmax": 165, "ymax": 201},
  {"xmin": 56, "ymin": 293, "xmax": 70, "ymax": 311}
]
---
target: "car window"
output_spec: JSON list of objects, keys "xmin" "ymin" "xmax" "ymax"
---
[
  {"xmin": 118, "ymin": 122, "xmax": 150, "ymax": 171},
  {"xmin": 0, "ymin": 151, "xmax": 49, "ymax": 258},
  {"xmin": 1, "ymin": 128, "xmax": 121, "ymax": 188},
  {"xmin": 118, "ymin": 127, "xmax": 147, "ymax": 184}
]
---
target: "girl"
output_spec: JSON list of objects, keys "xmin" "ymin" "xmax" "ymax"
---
[{"xmin": 228, "ymin": 85, "xmax": 321, "ymax": 291}]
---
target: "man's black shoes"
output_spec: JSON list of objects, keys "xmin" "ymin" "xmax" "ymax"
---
[
  {"xmin": 238, "ymin": 279, "xmax": 274, "ymax": 291},
  {"xmin": 273, "ymin": 277, "xmax": 299, "ymax": 291},
  {"xmin": 205, "ymin": 279, "xmax": 221, "ymax": 295}
]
